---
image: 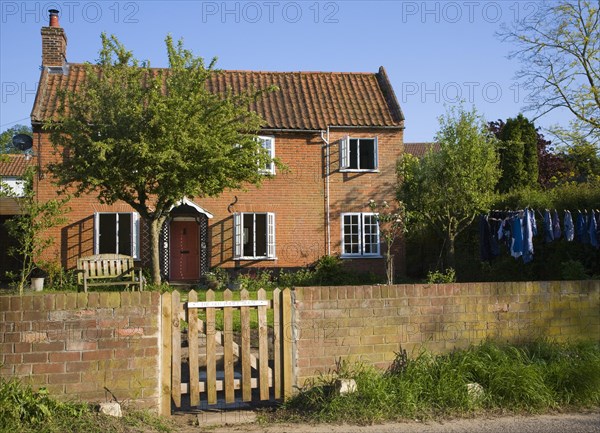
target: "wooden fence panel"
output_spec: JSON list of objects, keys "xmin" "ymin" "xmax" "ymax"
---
[
  {"xmin": 240, "ymin": 289, "xmax": 252, "ymax": 402},
  {"xmin": 257, "ymin": 289, "xmax": 269, "ymax": 400},
  {"xmin": 205, "ymin": 290, "xmax": 217, "ymax": 404},
  {"xmin": 273, "ymin": 288, "xmax": 281, "ymax": 400},
  {"xmin": 223, "ymin": 290, "xmax": 235, "ymax": 403},
  {"xmin": 188, "ymin": 290, "xmax": 199, "ymax": 407},
  {"xmin": 165, "ymin": 287, "xmax": 295, "ymax": 413}
]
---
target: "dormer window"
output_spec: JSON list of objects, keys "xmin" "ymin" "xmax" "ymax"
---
[{"xmin": 340, "ymin": 137, "xmax": 378, "ymax": 171}]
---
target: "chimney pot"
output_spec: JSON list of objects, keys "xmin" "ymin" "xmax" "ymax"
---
[{"xmin": 49, "ymin": 9, "xmax": 59, "ymax": 27}]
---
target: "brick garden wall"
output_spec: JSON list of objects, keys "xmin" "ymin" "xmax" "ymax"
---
[
  {"xmin": 3, "ymin": 282, "xmax": 597, "ymax": 409},
  {"xmin": 0, "ymin": 291, "xmax": 161, "ymax": 410},
  {"xmin": 293, "ymin": 281, "xmax": 600, "ymax": 386}
]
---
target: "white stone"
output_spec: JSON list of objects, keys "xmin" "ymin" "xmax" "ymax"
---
[
  {"xmin": 99, "ymin": 402, "xmax": 122, "ymax": 417},
  {"xmin": 335, "ymin": 378, "xmax": 357, "ymax": 395},
  {"xmin": 466, "ymin": 382, "xmax": 484, "ymax": 402}
]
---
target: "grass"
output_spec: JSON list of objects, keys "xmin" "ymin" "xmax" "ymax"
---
[
  {"xmin": 0, "ymin": 378, "xmax": 173, "ymax": 433},
  {"xmin": 266, "ymin": 339, "xmax": 600, "ymax": 425}
]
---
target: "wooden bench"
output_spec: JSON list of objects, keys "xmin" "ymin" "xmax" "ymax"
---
[{"xmin": 77, "ymin": 254, "xmax": 144, "ymax": 292}]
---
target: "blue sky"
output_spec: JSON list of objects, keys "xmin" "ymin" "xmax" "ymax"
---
[{"xmin": 0, "ymin": 1, "xmax": 568, "ymax": 142}]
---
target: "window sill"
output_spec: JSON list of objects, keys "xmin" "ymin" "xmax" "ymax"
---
[
  {"xmin": 340, "ymin": 254, "xmax": 382, "ymax": 259},
  {"xmin": 339, "ymin": 169, "xmax": 380, "ymax": 173},
  {"xmin": 235, "ymin": 257, "xmax": 278, "ymax": 261}
]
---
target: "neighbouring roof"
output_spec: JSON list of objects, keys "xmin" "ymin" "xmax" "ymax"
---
[
  {"xmin": 403, "ymin": 142, "xmax": 440, "ymax": 158},
  {"xmin": 31, "ymin": 64, "xmax": 404, "ymax": 130},
  {"xmin": 0, "ymin": 154, "xmax": 32, "ymax": 176}
]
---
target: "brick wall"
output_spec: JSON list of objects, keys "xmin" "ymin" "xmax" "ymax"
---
[
  {"xmin": 0, "ymin": 291, "xmax": 161, "ymax": 410},
  {"xmin": 293, "ymin": 281, "xmax": 600, "ymax": 386}
]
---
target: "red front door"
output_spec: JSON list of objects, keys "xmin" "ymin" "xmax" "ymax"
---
[{"xmin": 170, "ymin": 220, "xmax": 200, "ymax": 281}]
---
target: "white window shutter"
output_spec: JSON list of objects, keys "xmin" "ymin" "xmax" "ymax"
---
[
  {"xmin": 267, "ymin": 213, "xmax": 276, "ymax": 259},
  {"xmin": 373, "ymin": 137, "xmax": 379, "ymax": 170},
  {"xmin": 340, "ymin": 135, "xmax": 350, "ymax": 169},
  {"xmin": 93, "ymin": 213, "xmax": 100, "ymax": 255},
  {"xmin": 233, "ymin": 213, "xmax": 242, "ymax": 259},
  {"xmin": 132, "ymin": 213, "xmax": 140, "ymax": 259}
]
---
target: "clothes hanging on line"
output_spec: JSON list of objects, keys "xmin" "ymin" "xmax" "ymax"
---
[
  {"xmin": 522, "ymin": 208, "xmax": 536, "ymax": 264},
  {"xmin": 479, "ymin": 208, "xmax": 599, "ymax": 263},
  {"xmin": 543, "ymin": 209, "xmax": 553, "ymax": 243},
  {"xmin": 552, "ymin": 209, "xmax": 561, "ymax": 240},
  {"xmin": 564, "ymin": 210, "xmax": 574, "ymax": 241}
]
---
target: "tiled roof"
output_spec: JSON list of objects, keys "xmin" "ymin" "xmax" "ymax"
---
[
  {"xmin": 403, "ymin": 142, "xmax": 440, "ymax": 158},
  {"xmin": 31, "ymin": 64, "xmax": 404, "ymax": 130},
  {"xmin": 0, "ymin": 154, "xmax": 32, "ymax": 176}
]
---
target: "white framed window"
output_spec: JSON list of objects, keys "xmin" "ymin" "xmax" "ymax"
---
[
  {"xmin": 0, "ymin": 176, "xmax": 26, "ymax": 197},
  {"xmin": 258, "ymin": 136, "xmax": 275, "ymax": 175},
  {"xmin": 340, "ymin": 136, "xmax": 378, "ymax": 171},
  {"xmin": 233, "ymin": 212, "xmax": 276, "ymax": 259},
  {"xmin": 94, "ymin": 212, "xmax": 140, "ymax": 258},
  {"xmin": 341, "ymin": 213, "xmax": 380, "ymax": 257}
]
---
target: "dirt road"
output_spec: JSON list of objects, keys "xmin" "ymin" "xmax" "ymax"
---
[{"xmin": 172, "ymin": 411, "xmax": 600, "ymax": 433}]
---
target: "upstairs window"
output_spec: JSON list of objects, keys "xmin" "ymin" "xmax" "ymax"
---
[
  {"xmin": 340, "ymin": 137, "xmax": 378, "ymax": 171},
  {"xmin": 233, "ymin": 212, "xmax": 276, "ymax": 259},
  {"xmin": 94, "ymin": 212, "xmax": 140, "ymax": 258},
  {"xmin": 341, "ymin": 212, "xmax": 380, "ymax": 257},
  {"xmin": 258, "ymin": 136, "xmax": 275, "ymax": 175}
]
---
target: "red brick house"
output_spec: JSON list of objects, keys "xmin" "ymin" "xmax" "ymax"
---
[{"xmin": 30, "ymin": 11, "xmax": 406, "ymax": 282}]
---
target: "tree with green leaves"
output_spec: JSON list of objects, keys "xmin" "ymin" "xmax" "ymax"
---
[
  {"xmin": 499, "ymin": 0, "xmax": 599, "ymax": 148},
  {"xmin": 491, "ymin": 114, "xmax": 539, "ymax": 192},
  {"xmin": 398, "ymin": 106, "xmax": 500, "ymax": 269},
  {"xmin": 48, "ymin": 34, "xmax": 276, "ymax": 284},
  {"xmin": 1, "ymin": 125, "xmax": 32, "ymax": 154},
  {"xmin": 368, "ymin": 200, "xmax": 405, "ymax": 285},
  {"xmin": 5, "ymin": 167, "xmax": 69, "ymax": 294}
]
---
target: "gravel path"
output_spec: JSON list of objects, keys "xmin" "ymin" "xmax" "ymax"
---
[{"xmin": 172, "ymin": 411, "xmax": 600, "ymax": 433}]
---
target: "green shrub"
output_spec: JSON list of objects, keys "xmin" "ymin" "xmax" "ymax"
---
[
  {"xmin": 0, "ymin": 377, "xmax": 174, "ymax": 433},
  {"xmin": 278, "ymin": 267, "xmax": 315, "ymax": 287},
  {"xmin": 426, "ymin": 268, "xmax": 456, "ymax": 284},
  {"xmin": 235, "ymin": 269, "xmax": 275, "ymax": 291},
  {"xmin": 560, "ymin": 260, "xmax": 589, "ymax": 280},
  {"xmin": 0, "ymin": 379, "xmax": 87, "ymax": 431}
]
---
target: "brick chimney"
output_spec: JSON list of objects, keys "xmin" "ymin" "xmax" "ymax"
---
[{"xmin": 41, "ymin": 9, "xmax": 67, "ymax": 67}]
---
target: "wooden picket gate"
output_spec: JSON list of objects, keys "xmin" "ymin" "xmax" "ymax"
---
[{"xmin": 160, "ymin": 288, "xmax": 294, "ymax": 414}]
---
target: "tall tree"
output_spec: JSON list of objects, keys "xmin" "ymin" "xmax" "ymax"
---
[
  {"xmin": 48, "ymin": 34, "xmax": 275, "ymax": 284},
  {"xmin": 398, "ymin": 106, "xmax": 500, "ymax": 269},
  {"xmin": 0, "ymin": 125, "xmax": 32, "ymax": 154},
  {"xmin": 536, "ymin": 129, "xmax": 568, "ymax": 188},
  {"xmin": 499, "ymin": 0, "xmax": 600, "ymax": 147},
  {"xmin": 563, "ymin": 139, "xmax": 600, "ymax": 182},
  {"xmin": 491, "ymin": 114, "xmax": 539, "ymax": 192}
]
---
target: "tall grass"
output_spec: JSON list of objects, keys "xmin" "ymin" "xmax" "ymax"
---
[
  {"xmin": 0, "ymin": 378, "xmax": 173, "ymax": 433},
  {"xmin": 273, "ymin": 339, "xmax": 600, "ymax": 424}
]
